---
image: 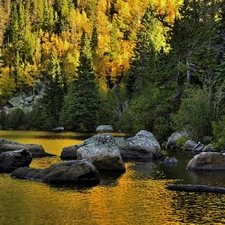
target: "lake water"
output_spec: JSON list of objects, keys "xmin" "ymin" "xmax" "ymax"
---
[{"xmin": 1, "ymin": 131, "xmax": 225, "ymax": 225}]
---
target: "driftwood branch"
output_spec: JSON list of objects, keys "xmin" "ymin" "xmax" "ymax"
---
[{"xmin": 166, "ymin": 185, "xmax": 225, "ymax": 193}]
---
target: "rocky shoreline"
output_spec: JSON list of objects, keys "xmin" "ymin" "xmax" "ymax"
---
[
  {"xmin": 0, "ymin": 130, "xmax": 162, "ymax": 185},
  {"xmin": 0, "ymin": 128, "xmax": 225, "ymax": 191}
]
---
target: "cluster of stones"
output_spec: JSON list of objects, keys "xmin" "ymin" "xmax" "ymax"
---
[
  {"xmin": 164, "ymin": 129, "xmax": 225, "ymax": 171},
  {"xmin": 0, "ymin": 79, "xmax": 45, "ymax": 114},
  {"xmin": 163, "ymin": 130, "xmax": 225, "ymax": 192},
  {"xmin": 165, "ymin": 129, "xmax": 214, "ymax": 152},
  {"xmin": 3, "ymin": 127, "xmax": 224, "ymax": 189},
  {"xmin": 0, "ymin": 129, "xmax": 162, "ymax": 186}
]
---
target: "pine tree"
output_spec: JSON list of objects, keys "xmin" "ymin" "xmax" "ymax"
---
[
  {"xmin": 126, "ymin": 7, "xmax": 166, "ymax": 96},
  {"xmin": 63, "ymin": 30, "xmax": 100, "ymax": 131},
  {"xmin": 124, "ymin": 7, "xmax": 180, "ymax": 137},
  {"xmin": 41, "ymin": 48, "xmax": 64, "ymax": 129}
]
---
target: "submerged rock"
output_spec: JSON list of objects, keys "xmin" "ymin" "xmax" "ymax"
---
[
  {"xmin": 187, "ymin": 152, "xmax": 225, "ymax": 171},
  {"xmin": 162, "ymin": 157, "xmax": 179, "ymax": 165},
  {"xmin": 0, "ymin": 138, "xmax": 53, "ymax": 157},
  {"xmin": 120, "ymin": 130, "xmax": 162, "ymax": 159},
  {"xmin": 11, "ymin": 159, "xmax": 100, "ymax": 185},
  {"xmin": 0, "ymin": 149, "xmax": 32, "ymax": 173}
]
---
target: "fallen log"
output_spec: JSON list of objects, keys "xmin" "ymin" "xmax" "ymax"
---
[{"xmin": 166, "ymin": 184, "xmax": 225, "ymax": 193}]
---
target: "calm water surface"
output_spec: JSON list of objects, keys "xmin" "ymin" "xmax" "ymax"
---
[{"xmin": 1, "ymin": 131, "xmax": 225, "ymax": 225}]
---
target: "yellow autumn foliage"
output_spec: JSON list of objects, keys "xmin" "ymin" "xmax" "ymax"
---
[{"xmin": 0, "ymin": 0, "xmax": 184, "ymax": 95}]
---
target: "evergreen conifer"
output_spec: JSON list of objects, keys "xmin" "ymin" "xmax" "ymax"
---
[
  {"xmin": 62, "ymin": 30, "xmax": 100, "ymax": 131},
  {"xmin": 41, "ymin": 48, "xmax": 64, "ymax": 129}
]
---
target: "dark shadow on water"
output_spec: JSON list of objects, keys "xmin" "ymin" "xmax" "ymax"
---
[
  {"xmin": 49, "ymin": 181, "xmax": 99, "ymax": 192},
  {"xmin": 33, "ymin": 131, "xmax": 126, "ymax": 140},
  {"xmin": 123, "ymin": 158, "xmax": 156, "ymax": 163},
  {"xmin": 99, "ymin": 171, "xmax": 123, "ymax": 186},
  {"xmin": 48, "ymin": 171, "xmax": 124, "ymax": 190},
  {"xmin": 186, "ymin": 170, "xmax": 225, "ymax": 187},
  {"xmin": 33, "ymin": 132, "xmax": 94, "ymax": 140}
]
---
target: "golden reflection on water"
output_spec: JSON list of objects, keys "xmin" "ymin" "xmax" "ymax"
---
[
  {"xmin": 1, "ymin": 160, "xmax": 225, "ymax": 225},
  {"xmin": 1, "ymin": 131, "xmax": 225, "ymax": 224},
  {"xmin": 0, "ymin": 130, "xmax": 85, "ymax": 156}
]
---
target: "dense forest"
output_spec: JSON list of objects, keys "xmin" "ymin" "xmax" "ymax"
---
[{"xmin": 0, "ymin": 0, "xmax": 225, "ymax": 147}]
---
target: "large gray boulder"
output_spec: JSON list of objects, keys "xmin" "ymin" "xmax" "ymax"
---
[
  {"xmin": 11, "ymin": 159, "xmax": 100, "ymax": 185},
  {"xmin": 0, "ymin": 138, "xmax": 53, "ymax": 157},
  {"xmin": 0, "ymin": 149, "xmax": 32, "ymax": 173},
  {"xmin": 77, "ymin": 134, "xmax": 125, "ymax": 172},
  {"xmin": 120, "ymin": 130, "xmax": 162, "ymax": 159},
  {"xmin": 166, "ymin": 130, "xmax": 189, "ymax": 149},
  {"xmin": 187, "ymin": 152, "xmax": 225, "ymax": 171}
]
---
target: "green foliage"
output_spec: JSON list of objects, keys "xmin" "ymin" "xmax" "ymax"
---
[
  {"xmin": 41, "ymin": 49, "xmax": 64, "ymax": 129},
  {"xmin": 0, "ymin": 110, "xmax": 6, "ymax": 128},
  {"xmin": 4, "ymin": 108, "xmax": 25, "ymax": 129},
  {"xmin": 61, "ymin": 31, "xmax": 100, "ymax": 131},
  {"xmin": 98, "ymin": 90, "xmax": 117, "ymax": 126},
  {"xmin": 29, "ymin": 100, "xmax": 50, "ymax": 130},
  {"xmin": 176, "ymin": 136, "xmax": 189, "ymax": 149},
  {"xmin": 125, "ymin": 82, "xmax": 177, "ymax": 138},
  {"xmin": 0, "ymin": 0, "xmax": 225, "ymax": 137},
  {"xmin": 171, "ymin": 88, "xmax": 213, "ymax": 141},
  {"xmin": 212, "ymin": 116, "xmax": 225, "ymax": 149},
  {"xmin": 98, "ymin": 84, "xmax": 130, "ymax": 132}
]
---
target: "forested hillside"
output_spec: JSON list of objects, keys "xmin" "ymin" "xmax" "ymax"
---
[{"xmin": 1, "ymin": 0, "xmax": 225, "ymax": 147}]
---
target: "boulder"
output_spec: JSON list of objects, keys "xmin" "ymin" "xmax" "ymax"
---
[
  {"xmin": 52, "ymin": 126, "xmax": 64, "ymax": 132},
  {"xmin": 120, "ymin": 130, "xmax": 162, "ymax": 159},
  {"xmin": 166, "ymin": 129, "xmax": 189, "ymax": 149},
  {"xmin": 183, "ymin": 140, "xmax": 205, "ymax": 152},
  {"xmin": 203, "ymin": 143, "xmax": 217, "ymax": 152},
  {"xmin": 187, "ymin": 152, "xmax": 225, "ymax": 171},
  {"xmin": 0, "ymin": 138, "xmax": 53, "ymax": 157},
  {"xmin": 60, "ymin": 145, "xmax": 79, "ymax": 159},
  {"xmin": 77, "ymin": 134, "xmax": 125, "ymax": 172},
  {"xmin": 202, "ymin": 136, "xmax": 212, "ymax": 145},
  {"xmin": 96, "ymin": 125, "xmax": 113, "ymax": 133},
  {"xmin": 8, "ymin": 96, "xmax": 23, "ymax": 107},
  {"xmin": 183, "ymin": 140, "xmax": 197, "ymax": 151},
  {"xmin": 192, "ymin": 142, "xmax": 205, "ymax": 153},
  {"xmin": 24, "ymin": 96, "xmax": 34, "ymax": 103},
  {"xmin": 60, "ymin": 137, "xmax": 127, "ymax": 160},
  {"xmin": 0, "ymin": 149, "xmax": 32, "ymax": 173},
  {"xmin": 162, "ymin": 157, "xmax": 179, "ymax": 165},
  {"xmin": 11, "ymin": 159, "xmax": 100, "ymax": 185}
]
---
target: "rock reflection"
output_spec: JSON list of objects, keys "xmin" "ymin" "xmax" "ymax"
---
[
  {"xmin": 3, "ymin": 131, "xmax": 225, "ymax": 225},
  {"xmin": 187, "ymin": 170, "xmax": 225, "ymax": 186},
  {"xmin": 99, "ymin": 171, "xmax": 123, "ymax": 186}
]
